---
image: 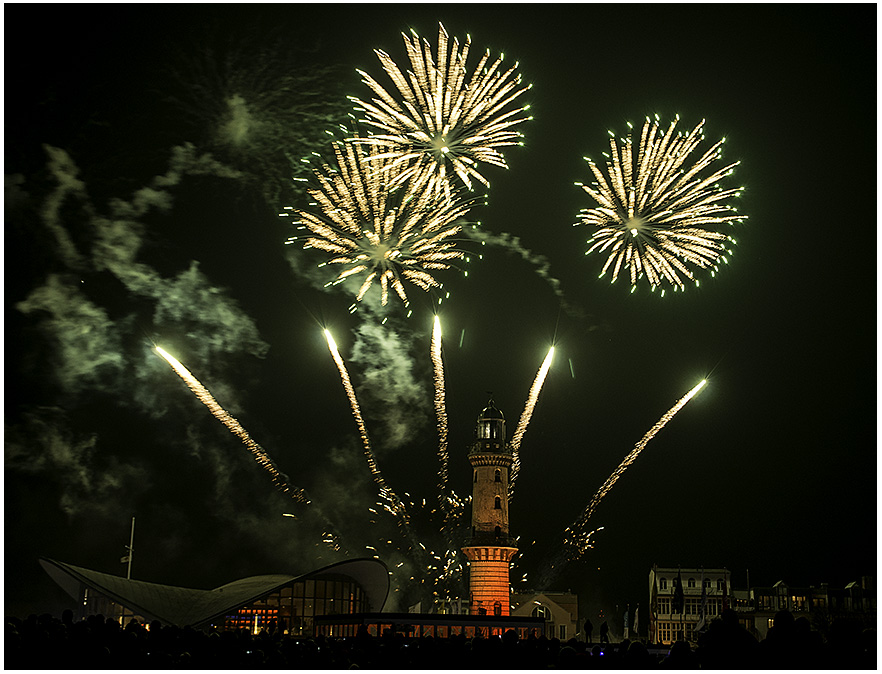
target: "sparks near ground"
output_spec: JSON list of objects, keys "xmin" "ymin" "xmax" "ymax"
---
[
  {"xmin": 154, "ymin": 346, "xmax": 310, "ymax": 504},
  {"xmin": 320, "ymin": 318, "xmax": 559, "ymax": 599},
  {"xmin": 576, "ymin": 116, "xmax": 745, "ymax": 293}
]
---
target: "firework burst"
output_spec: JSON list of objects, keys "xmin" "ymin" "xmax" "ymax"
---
[
  {"xmin": 349, "ymin": 22, "xmax": 532, "ymax": 196},
  {"xmin": 285, "ymin": 141, "xmax": 477, "ymax": 307},
  {"xmin": 576, "ymin": 116, "xmax": 745, "ymax": 293}
]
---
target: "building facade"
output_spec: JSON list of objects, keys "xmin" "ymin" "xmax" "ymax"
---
[
  {"xmin": 649, "ymin": 566, "xmax": 732, "ymax": 644},
  {"xmin": 649, "ymin": 566, "xmax": 876, "ymax": 644},
  {"xmin": 511, "ymin": 592, "xmax": 580, "ymax": 641},
  {"xmin": 748, "ymin": 577, "xmax": 876, "ymax": 640},
  {"xmin": 40, "ymin": 557, "xmax": 389, "ymax": 635},
  {"xmin": 461, "ymin": 400, "xmax": 518, "ymax": 617}
]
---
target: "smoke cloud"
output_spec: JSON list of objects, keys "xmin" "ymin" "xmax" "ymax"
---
[
  {"xmin": 5, "ymin": 408, "xmax": 151, "ymax": 518},
  {"xmin": 465, "ymin": 227, "xmax": 587, "ymax": 321}
]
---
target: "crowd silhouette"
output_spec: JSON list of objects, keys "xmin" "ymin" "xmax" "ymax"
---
[{"xmin": 5, "ymin": 608, "xmax": 875, "ymax": 669}]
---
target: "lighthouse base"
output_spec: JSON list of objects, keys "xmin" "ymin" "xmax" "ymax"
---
[{"xmin": 462, "ymin": 545, "xmax": 518, "ymax": 616}]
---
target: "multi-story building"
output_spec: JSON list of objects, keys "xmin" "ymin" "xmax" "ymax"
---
[
  {"xmin": 749, "ymin": 577, "xmax": 875, "ymax": 640},
  {"xmin": 648, "ymin": 566, "xmax": 732, "ymax": 645},
  {"xmin": 649, "ymin": 566, "xmax": 876, "ymax": 644}
]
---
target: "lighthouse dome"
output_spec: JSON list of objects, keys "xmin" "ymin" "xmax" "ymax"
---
[{"xmin": 476, "ymin": 399, "xmax": 506, "ymax": 440}]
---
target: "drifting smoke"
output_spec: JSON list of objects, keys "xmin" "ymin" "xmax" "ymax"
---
[
  {"xmin": 349, "ymin": 320, "xmax": 430, "ymax": 453},
  {"xmin": 464, "ymin": 228, "xmax": 586, "ymax": 320},
  {"xmin": 16, "ymin": 276, "xmax": 126, "ymax": 393},
  {"xmin": 5, "ymin": 408, "xmax": 151, "ymax": 518},
  {"xmin": 162, "ymin": 18, "xmax": 352, "ymax": 207},
  {"xmin": 8, "ymin": 144, "xmax": 275, "ymax": 531}
]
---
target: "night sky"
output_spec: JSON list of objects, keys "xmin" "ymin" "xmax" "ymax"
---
[{"xmin": 5, "ymin": 3, "xmax": 876, "ymax": 628}]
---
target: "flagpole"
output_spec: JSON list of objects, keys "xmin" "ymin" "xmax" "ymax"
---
[{"xmin": 126, "ymin": 517, "xmax": 135, "ymax": 580}]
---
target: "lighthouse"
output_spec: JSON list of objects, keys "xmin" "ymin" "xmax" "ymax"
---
[{"xmin": 462, "ymin": 399, "xmax": 518, "ymax": 616}]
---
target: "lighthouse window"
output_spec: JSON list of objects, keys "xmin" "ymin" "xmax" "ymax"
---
[
  {"xmin": 494, "ymin": 496, "xmax": 501, "ymax": 509},
  {"xmin": 495, "ymin": 470, "xmax": 501, "ymax": 483}
]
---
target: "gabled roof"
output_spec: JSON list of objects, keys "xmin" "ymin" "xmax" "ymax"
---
[{"xmin": 40, "ymin": 557, "xmax": 389, "ymax": 628}]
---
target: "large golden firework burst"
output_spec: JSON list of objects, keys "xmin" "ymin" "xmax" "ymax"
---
[
  {"xmin": 576, "ymin": 116, "xmax": 746, "ymax": 293},
  {"xmin": 285, "ymin": 141, "xmax": 477, "ymax": 307},
  {"xmin": 349, "ymin": 23, "xmax": 532, "ymax": 197}
]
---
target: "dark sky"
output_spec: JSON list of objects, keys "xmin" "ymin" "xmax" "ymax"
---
[{"xmin": 5, "ymin": 3, "xmax": 876, "ymax": 626}]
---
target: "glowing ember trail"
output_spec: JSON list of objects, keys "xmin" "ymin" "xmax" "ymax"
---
[
  {"xmin": 431, "ymin": 316, "xmax": 450, "ymax": 507},
  {"xmin": 430, "ymin": 315, "xmax": 465, "ymax": 563},
  {"xmin": 564, "ymin": 379, "xmax": 707, "ymax": 556},
  {"xmin": 323, "ymin": 329, "xmax": 410, "ymax": 528},
  {"xmin": 155, "ymin": 347, "xmax": 309, "ymax": 504},
  {"xmin": 509, "ymin": 345, "xmax": 555, "ymax": 500}
]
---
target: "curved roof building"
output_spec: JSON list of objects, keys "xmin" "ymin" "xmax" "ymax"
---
[{"xmin": 40, "ymin": 557, "xmax": 389, "ymax": 634}]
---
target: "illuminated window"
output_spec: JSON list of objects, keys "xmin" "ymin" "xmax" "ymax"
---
[
  {"xmin": 658, "ymin": 622, "xmax": 672, "ymax": 644},
  {"xmin": 531, "ymin": 605, "xmax": 551, "ymax": 620}
]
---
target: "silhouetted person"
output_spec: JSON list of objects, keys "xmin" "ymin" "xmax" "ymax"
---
[
  {"xmin": 663, "ymin": 639, "xmax": 699, "ymax": 668},
  {"xmin": 623, "ymin": 639, "xmax": 656, "ymax": 669},
  {"xmin": 584, "ymin": 617, "xmax": 593, "ymax": 643},
  {"xmin": 697, "ymin": 607, "xmax": 759, "ymax": 669},
  {"xmin": 599, "ymin": 620, "xmax": 609, "ymax": 645}
]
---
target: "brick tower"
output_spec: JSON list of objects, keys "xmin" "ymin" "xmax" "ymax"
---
[{"xmin": 462, "ymin": 399, "xmax": 518, "ymax": 616}]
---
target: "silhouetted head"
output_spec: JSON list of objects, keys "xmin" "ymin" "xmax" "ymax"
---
[
  {"xmin": 721, "ymin": 608, "xmax": 738, "ymax": 625},
  {"xmin": 773, "ymin": 610, "xmax": 795, "ymax": 631}
]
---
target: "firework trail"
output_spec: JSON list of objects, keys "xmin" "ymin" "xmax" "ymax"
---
[
  {"xmin": 430, "ymin": 315, "xmax": 467, "ymax": 588},
  {"xmin": 509, "ymin": 346, "xmax": 555, "ymax": 500},
  {"xmin": 350, "ymin": 22, "xmax": 532, "ymax": 196},
  {"xmin": 285, "ymin": 141, "xmax": 477, "ymax": 307},
  {"xmin": 155, "ymin": 347, "xmax": 309, "ymax": 504},
  {"xmin": 431, "ymin": 316, "xmax": 450, "ymax": 511},
  {"xmin": 564, "ymin": 379, "xmax": 707, "ymax": 556},
  {"xmin": 323, "ymin": 329, "xmax": 411, "ymax": 529},
  {"xmin": 576, "ymin": 116, "xmax": 745, "ymax": 292}
]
